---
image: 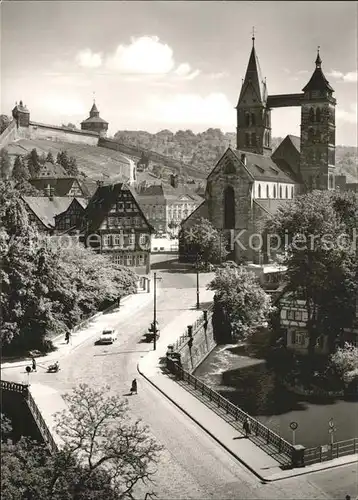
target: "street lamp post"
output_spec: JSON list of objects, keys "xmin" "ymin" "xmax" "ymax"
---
[
  {"xmin": 153, "ymin": 272, "xmax": 162, "ymax": 351},
  {"xmin": 196, "ymin": 255, "xmax": 200, "ymax": 310}
]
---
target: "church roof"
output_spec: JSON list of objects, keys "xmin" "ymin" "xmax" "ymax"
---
[
  {"xmin": 237, "ymin": 39, "xmax": 267, "ymax": 106},
  {"xmin": 231, "ymin": 149, "xmax": 295, "ymax": 183},
  {"xmin": 302, "ymin": 50, "xmax": 334, "ymax": 93},
  {"xmin": 286, "ymin": 135, "xmax": 300, "ymax": 153}
]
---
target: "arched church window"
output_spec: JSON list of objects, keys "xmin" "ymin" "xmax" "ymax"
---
[
  {"xmin": 273, "ymin": 185, "xmax": 277, "ymax": 198},
  {"xmin": 245, "ymin": 133, "xmax": 250, "ymax": 147},
  {"xmin": 258, "ymin": 184, "xmax": 261, "ymax": 198},
  {"xmin": 224, "ymin": 186, "xmax": 235, "ymax": 229},
  {"xmin": 285, "ymin": 186, "xmax": 288, "ymax": 198},
  {"xmin": 245, "ymin": 113, "xmax": 250, "ymax": 127},
  {"xmin": 266, "ymin": 185, "xmax": 269, "ymax": 198},
  {"xmin": 309, "ymin": 107, "xmax": 315, "ymax": 122},
  {"xmin": 251, "ymin": 113, "xmax": 256, "ymax": 126},
  {"xmin": 279, "ymin": 186, "xmax": 282, "ymax": 198},
  {"xmin": 251, "ymin": 133, "xmax": 257, "ymax": 146},
  {"xmin": 316, "ymin": 108, "xmax": 321, "ymax": 122}
]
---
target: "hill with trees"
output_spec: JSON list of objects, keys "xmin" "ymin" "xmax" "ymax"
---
[{"xmin": 114, "ymin": 129, "xmax": 357, "ymax": 181}]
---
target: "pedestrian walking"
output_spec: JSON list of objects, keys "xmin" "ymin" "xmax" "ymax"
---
[
  {"xmin": 65, "ymin": 332, "xmax": 70, "ymax": 344},
  {"xmin": 31, "ymin": 356, "xmax": 37, "ymax": 372},
  {"xmin": 117, "ymin": 296, "xmax": 121, "ymax": 308},
  {"xmin": 130, "ymin": 379, "xmax": 137, "ymax": 395},
  {"xmin": 243, "ymin": 417, "xmax": 251, "ymax": 437}
]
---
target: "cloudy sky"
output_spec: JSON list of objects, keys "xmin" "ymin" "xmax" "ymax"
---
[{"xmin": 1, "ymin": 1, "xmax": 357, "ymax": 145}]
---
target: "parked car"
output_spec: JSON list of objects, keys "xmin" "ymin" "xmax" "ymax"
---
[{"xmin": 97, "ymin": 329, "xmax": 118, "ymax": 344}]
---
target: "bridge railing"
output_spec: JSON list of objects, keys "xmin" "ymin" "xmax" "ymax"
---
[
  {"xmin": 304, "ymin": 438, "xmax": 358, "ymax": 465},
  {"xmin": 169, "ymin": 362, "xmax": 295, "ymax": 459}
]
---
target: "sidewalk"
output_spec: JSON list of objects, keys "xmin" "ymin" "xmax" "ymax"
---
[
  {"xmin": 137, "ymin": 297, "xmax": 358, "ymax": 482},
  {"xmin": 1, "ymin": 290, "xmax": 155, "ymax": 371}
]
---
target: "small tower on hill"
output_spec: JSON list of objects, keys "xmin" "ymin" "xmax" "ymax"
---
[
  {"xmin": 12, "ymin": 100, "xmax": 30, "ymax": 127},
  {"xmin": 300, "ymin": 48, "xmax": 336, "ymax": 191},
  {"xmin": 81, "ymin": 99, "xmax": 108, "ymax": 137},
  {"xmin": 236, "ymin": 34, "xmax": 271, "ymax": 156}
]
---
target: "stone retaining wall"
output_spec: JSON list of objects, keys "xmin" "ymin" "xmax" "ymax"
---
[{"xmin": 176, "ymin": 308, "xmax": 216, "ymax": 372}]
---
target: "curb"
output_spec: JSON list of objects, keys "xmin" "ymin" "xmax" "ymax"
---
[
  {"xmin": 137, "ymin": 360, "xmax": 358, "ymax": 483},
  {"xmin": 1, "ymin": 292, "xmax": 150, "ymax": 370},
  {"xmin": 137, "ymin": 360, "xmax": 267, "ymax": 483}
]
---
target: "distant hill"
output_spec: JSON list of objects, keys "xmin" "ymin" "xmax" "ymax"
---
[{"xmin": 114, "ymin": 129, "xmax": 357, "ymax": 182}]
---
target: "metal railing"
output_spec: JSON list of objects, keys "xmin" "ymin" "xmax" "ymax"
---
[
  {"xmin": 173, "ymin": 305, "xmax": 214, "ymax": 352},
  {"xmin": 169, "ymin": 362, "xmax": 294, "ymax": 459},
  {"xmin": 304, "ymin": 438, "xmax": 358, "ymax": 465},
  {"xmin": 1, "ymin": 380, "xmax": 59, "ymax": 455},
  {"xmin": 1, "ymin": 380, "xmax": 28, "ymax": 394}
]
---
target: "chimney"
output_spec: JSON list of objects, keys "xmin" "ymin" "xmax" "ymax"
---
[
  {"xmin": 170, "ymin": 174, "xmax": 179, "ymax": 188},
  {"xmin": 45, "ymin": 184, "xmax": 54, "ymax": 201},
  {"xmin": 241, "ymin": 153, "xmax": 247, "ymax": 166}
]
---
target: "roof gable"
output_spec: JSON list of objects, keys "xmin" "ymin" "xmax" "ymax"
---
[
  {"xmin": 207, "ymin": 147, "xmax": 253, "ymax": 182},
  {"xmin": 22, "ymin": 196, "xmax": 73, "ymax": 228}
]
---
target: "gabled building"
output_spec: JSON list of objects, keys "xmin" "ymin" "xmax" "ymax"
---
[
  {"xmin": 30, "ymin": 177, "xmax": 90, "ymax": 198},
  {"xmin": 22, "ymin": 195, "xmax": 77, "ymax": 233},
  {"xmin": 54, "ymin": 197, "xmax": 88, "ymax": 234},
  {"xmin": 80, "ymin": 183, "xmax": 153, "ymax": 274}
]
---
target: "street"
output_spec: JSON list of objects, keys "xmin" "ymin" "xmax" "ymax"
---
[{"xmin": 2, "ymin": 255, "xmax": 357, "ymax": 499}]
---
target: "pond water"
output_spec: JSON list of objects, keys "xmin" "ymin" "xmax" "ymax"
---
[{"xmin": 194, "ymin": 344, "xmax": 358, "ymax": 448}]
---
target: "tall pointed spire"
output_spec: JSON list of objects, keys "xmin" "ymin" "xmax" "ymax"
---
[
  {"xmin": 302, "ymin": 47, "xmax": 334, "ymax": 93},
  {"xmin": 237, "ymin": 33, "xmax": 267, "ymax": 106},
  {"xmin": 315, "ymin": 46, "xmax": 322, "ymax": 68}
]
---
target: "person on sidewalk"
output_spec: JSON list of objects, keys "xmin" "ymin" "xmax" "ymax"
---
[
  {"xmin": 31, "ymin": 357, "xmax": 37, "ymax": 372},
  {"xmin": 117, "ymin": 296, "xmax": 121, "ymax": 308},
  {"xmin": 243, "ymin": 417, "xmax": 251, "ymax": 437},
  {"xmin": 130, "ymin": 379, "xmax": 137, "ymax": 395}
]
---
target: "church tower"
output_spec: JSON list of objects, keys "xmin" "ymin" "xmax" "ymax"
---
[
  {"xmin": 300, "ymin": 49, "xmax": 336, "ymax": 191},
  {"xmin": 236, "ymin": 35, "xmax": 271, "ymax": 156}
]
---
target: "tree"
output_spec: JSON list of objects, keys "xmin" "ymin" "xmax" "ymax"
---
[
  {"xmin": 12, "ymin": 155, "xmax": 30, "ymax": 182},
  {"xmin": 265, "ymin": 190, "xmax": 358, "ymax": 355},
  {"xmin": 0, "ymin": 114, "xmax": 11, "ymax": 134},
  {"xmin": 53, "ymin": 384, "xmax": 163, "ymax": 499},
  {"xmin": 62, "ymin": 123, "xmax": 76, "ymax": 129},
  {"xmin": 46, "ymin": 151, "xmax": 55, "ymax": 164},
  {"xmin": 208, "ymin": 266, "xmax": 273, "ymax": 341},
  {"xmin": 0, "ymin": 182, "xmax": 139, "ymax": 355},
  {"xmin": 0, "ymin": 148, "xmax": 11, "ymax": 179},
  {"xmin": 27, "ymin": 148, "xmax": 41, "ymax": 177},
  {"xmin": 330, "ymin": 342, "xmax": 358, "ymax": 384},
  {"xmin": 57, "ymin": 150, "xmax": 78, "ymax": 176},
  {"xmin": 182, "ymin": 217, "xmax": 228, "ymax": 265}
]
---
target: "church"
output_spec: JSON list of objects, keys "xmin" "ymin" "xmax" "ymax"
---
[{"xmin": 180, "ymin": 36, "xmax": 339, "ymax": 265}]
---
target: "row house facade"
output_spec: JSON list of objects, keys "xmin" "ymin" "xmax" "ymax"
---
[
  {"xmin": 136, "ymin": 183, "xmax": 202, "ymax": 234},
  {"xmin": 80, "ymin": 183, "xmax": 153, "ymax": 274}
]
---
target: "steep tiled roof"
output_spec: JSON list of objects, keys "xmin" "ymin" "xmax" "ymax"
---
[
  {"xmin": 286, "ymin": 135, "xmax": 300, "ymax": 153},
  {"xmin": 181, "ymin": 200, "xmax": 208, "ymax": 227},
  {"xmin": 29, "ymin": 177, "xmax": 87, "ymax": 197},
  {"xmin": 22, "ymin": 196, "xmax": 74, "ymax": 229},
  {"xmin": 232, "ymin": 149, "xmax": 295, "ymax": 183},
  {"xmin": 81, "ymin": 116, "xmax": 108, "ymax": 124}
]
